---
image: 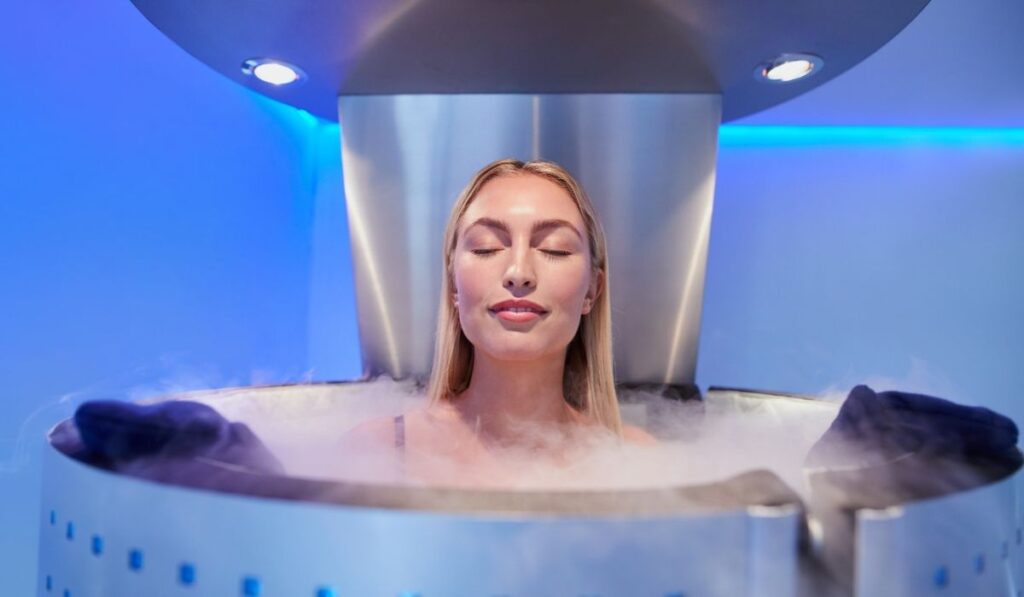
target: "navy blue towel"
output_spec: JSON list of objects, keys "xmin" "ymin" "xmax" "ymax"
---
[
  {"xmin": 807, "ymin": 384, "xmax": 1021, "ymax": 470},
  {"xmin": 803, "ymin": 386, "xmax": 1020, "ymax": 591},
  {"xmin": 74, "ymin": 399, "xmax": 283, "ymax": 475}
]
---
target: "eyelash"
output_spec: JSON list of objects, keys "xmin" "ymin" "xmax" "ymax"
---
[{"xmin": 472, "ymin": 249, "xmax": 571, "ymax": 260}]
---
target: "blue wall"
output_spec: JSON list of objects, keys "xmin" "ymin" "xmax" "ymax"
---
[
  {"xmin": 3, "ymin": 0, "xmax": 1024, "ymax": 594},
  {"xmin": 700, "ymin": 128, "xmax": 1024, "ymax": 423},
  {"xmin": 0, "ymin": 1, "xmax": 353, "ymax": 594}
]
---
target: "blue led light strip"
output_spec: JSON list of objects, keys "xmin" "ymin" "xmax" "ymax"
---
[
  {"xmin": 274, "ymin": 104, "xmax": 1024, "ymax": 149},
  {"xmin": 719, "ymin": 126, "xmax": 1024, "ymax": 147}
]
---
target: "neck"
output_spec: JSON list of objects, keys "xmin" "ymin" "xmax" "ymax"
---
[{"xmin": 452, "ymin": 349, "xmax": 575, "ymax": 442}]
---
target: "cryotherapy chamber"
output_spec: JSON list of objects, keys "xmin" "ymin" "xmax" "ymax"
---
[{"xmin": 37, "ymin": 1, "xmax": 1024, "ymax": 596}]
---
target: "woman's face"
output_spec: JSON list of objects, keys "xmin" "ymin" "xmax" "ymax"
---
[{"xmin": 452, "ymin": 173, "xmax": 602, "ymax": 362}]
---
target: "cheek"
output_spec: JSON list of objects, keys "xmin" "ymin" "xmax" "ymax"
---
[
  {"xmin": 452, "ymin": 257, "xmax": 491, "ymax": 304},
  {"xmin": 551, "ymin": 263, "xmax": 593, "ymax": 307}
]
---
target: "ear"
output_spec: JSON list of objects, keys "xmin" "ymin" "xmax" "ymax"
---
[{"xmin": 582, "ymin": 269, "xmax": 604, "ymax": 315}]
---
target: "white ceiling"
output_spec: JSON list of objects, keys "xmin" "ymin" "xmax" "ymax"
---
[{"xmin": 735, "ymin": 0, "xmax": 1024, "ymax": 128}]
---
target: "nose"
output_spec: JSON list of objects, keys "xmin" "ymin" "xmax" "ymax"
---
[{"xmin": 502, "ymin": 244, "xmax": 536, "ymax": 290}]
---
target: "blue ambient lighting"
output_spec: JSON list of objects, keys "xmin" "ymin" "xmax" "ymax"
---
[
  {"xmin": 128, "ymin": 549, "xmax": 144, "ymax": 571},
  {"xmin": 274, "ymin": 114, "xmax": 1024, "ymax": 150},
  {"xmin": 242, "ymin": 576, "xmax": 262, "ymax": 596},
  {"xmin": 719, "ymin": 126, "xmax": 1024, "ymax": 147},
  {"xmin": 179, "ymin": 563, "xmax": 196, "ymax": 586}
]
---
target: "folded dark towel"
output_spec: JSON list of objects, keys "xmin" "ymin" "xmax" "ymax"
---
[
  {"xmin": 802, "ymin": 385, "xmax": 1021, "ymax": 592},
  {"xmin": 806, "ymin": 384, "xmax": 1021, "ymax": 470},
  {"xmin": 74, "ymin": 399, "xmax": 283, "ymax": 475}
]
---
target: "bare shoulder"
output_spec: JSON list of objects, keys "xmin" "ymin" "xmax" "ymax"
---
[
  {"xmin": 337, "ymin": 415, "xmax": 397, "ymax": 451},
  {"xmin": 622, "ymin": 424, "xmax": 658, "ymax": 445}
]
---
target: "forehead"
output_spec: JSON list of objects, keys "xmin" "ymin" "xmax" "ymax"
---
[{"xmin": 460, "ymin": 174, "xmax": 584, "ymax": 231}]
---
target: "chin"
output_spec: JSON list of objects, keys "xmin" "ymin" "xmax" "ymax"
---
[{"xmin": 480, "ymin": 341, "xmax": 557, "ymax": 362}]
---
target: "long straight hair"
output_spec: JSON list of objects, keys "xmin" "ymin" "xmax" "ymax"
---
[{"xmin": 425, "ymin": 159, "xmax": 623, "ymax": 434}]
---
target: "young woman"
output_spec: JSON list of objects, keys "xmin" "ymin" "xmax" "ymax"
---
[{"xmin": 339, "ymin": 158, "xmax": 655, "ymax": 487}]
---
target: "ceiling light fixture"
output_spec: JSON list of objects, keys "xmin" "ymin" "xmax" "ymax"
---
[
  {"xmin": 242, "ymin": 58, "xmax": 305, "ymax": 86},
  {"xmin": 756, "ymin": 53, "xmax": 823, "ymax": 83}
]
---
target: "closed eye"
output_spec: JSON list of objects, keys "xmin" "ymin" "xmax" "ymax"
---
[{"xmin": 471, "ymin": 249, "xmax": 572, "ymax": 259}]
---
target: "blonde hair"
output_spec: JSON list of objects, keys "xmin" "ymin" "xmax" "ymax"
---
[{"xmin": 425, "ymin": 158, "xmax": 623, "ymax": 434}]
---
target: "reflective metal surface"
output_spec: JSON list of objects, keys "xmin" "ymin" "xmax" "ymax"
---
[
  {"xmin": 128, "ymin": 0, "xmax": 931, "ymax": 121},
  {"xmin": 339, "ymin": 93, "xmax": 720, "ymax": 385},
  {"xmin": 854, "ymin": 471, "xmax": 1023, "ymax": 597}
]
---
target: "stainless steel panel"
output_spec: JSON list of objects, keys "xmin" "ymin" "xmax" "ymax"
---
[
  {"xmin": 854, "ymin": 471, "xmax": 1023, "ymax": 597},
  {"xmin": 338, "ymin": 93, "xmax": 720, "ymax": 385},
  {"xmin": 749, "ymin": 504, "xmax": 802, "ymax": 597}
]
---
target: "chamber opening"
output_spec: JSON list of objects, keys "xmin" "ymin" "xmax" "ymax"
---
[{"xmin": 49, "ymin": 379, "xmax": 846, "ymax": 514}]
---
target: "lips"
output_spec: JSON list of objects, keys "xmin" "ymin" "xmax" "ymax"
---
[{"xmin": 489, "ymin": 299, "xmax": 548, "ymax": 314}]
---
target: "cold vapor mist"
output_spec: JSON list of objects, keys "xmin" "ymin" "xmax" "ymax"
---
[{"xmin": 193, "ymin": 378, "xmax": 838, "ymax": 498}]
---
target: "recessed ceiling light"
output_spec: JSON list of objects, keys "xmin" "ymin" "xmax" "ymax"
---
[
  {"xmin": 242, "ymin": 58, "xmax": 305, "ymax": 86},
  {"xmin": 756, "ymin": 53, "xmax": 823, "ymax": 83}
]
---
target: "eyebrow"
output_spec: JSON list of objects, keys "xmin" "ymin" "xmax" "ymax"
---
[{"xmin": 465, "ymin": 217, "xmax": 583, "ymax": 241}]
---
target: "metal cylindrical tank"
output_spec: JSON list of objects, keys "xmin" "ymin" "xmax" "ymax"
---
[
  {"xmin": 39, "ymin": 383, "xmax": 807, "ymax": 597},
  {"xmin": 38, "ymin": 384, "xmax": 1023, "ymax": 596}
]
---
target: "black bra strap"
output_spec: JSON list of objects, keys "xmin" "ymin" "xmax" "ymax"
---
[{"xmin": 393, "ymin": 414, "xmax": 406, "ymax": 451}]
